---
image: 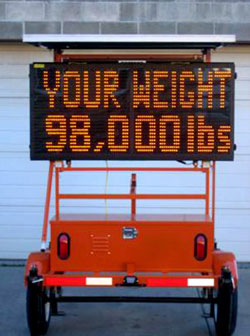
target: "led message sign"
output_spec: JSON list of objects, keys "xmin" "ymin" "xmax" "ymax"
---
[{"xmin": 30, "ymin": 62, "xmax": 235, "ymax": 161}]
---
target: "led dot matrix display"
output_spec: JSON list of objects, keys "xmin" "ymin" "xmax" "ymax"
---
[{"xmin": 30, "ymin": 62, "xmax": 235, "ymax": 161}]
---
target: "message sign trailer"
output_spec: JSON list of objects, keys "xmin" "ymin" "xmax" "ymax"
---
[{"xmin": 24, "ymin": 35, "xmax": 238, "ymax": 336}]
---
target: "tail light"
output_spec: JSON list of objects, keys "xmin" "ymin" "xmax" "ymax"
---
[
  {"xmin": 58, "ymin": 233, "xmax": 70, "ymax": 260},
  {"xmin": 194, "ymin": 234, "xmax": 207, "ymax": 261}
]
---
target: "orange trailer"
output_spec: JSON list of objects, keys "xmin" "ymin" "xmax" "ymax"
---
[{"xmin": 24, "ymin": 34, "xmax": 238, "ymax": 336}]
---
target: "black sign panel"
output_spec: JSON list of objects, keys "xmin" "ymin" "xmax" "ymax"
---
[{"xmin": 30, "ymin": 62, "xmax": 235, "ymax": 161}]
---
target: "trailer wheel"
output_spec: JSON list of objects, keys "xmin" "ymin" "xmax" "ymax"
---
[
  {"xmin": 215, "ymin": 269, "xmax": 238, "ymax": 336},
  {"xmin": 26, "ymin": 283, "xmax": 51, "ymax": 335}
]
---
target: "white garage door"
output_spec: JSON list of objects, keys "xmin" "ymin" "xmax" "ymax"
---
[{"xmin": 0, "ymin": 44, "xmax": 249, "ymax": 261}]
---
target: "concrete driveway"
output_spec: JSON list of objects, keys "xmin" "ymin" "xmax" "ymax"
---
[{"xmin": 0, "ymin": 266, "xmax": 249, "ymax": 336}]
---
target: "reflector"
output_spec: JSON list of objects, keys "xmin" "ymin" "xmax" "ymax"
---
[
  {"xmin": 58, "ymin": 233, "xmax": 70, "ymax": 260},
  {"xmin": 194, "ymin": 234, "xmax": 207, "ymax": 261}
]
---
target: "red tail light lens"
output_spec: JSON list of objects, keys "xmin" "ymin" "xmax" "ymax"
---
[
  {"xmin": 58, "ymin": 233, "xmax": 70, "ymax": 260},
  {"xmin": 194, "ymin": 234, "xmax": 207, "ymax": 261}
]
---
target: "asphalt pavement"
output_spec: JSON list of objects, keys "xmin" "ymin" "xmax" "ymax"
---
[{"xmin": 0, "ymin": 266, "xmax": 249, "ymax": 336}]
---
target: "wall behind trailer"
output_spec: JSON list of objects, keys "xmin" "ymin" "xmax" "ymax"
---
[
  {"xmin": 1, "ymin": 0, "xmax": 250, "ymax": 41},
  {"xmin": 0, "ymin": 44, "xmax": 250, "ymax": 261}
]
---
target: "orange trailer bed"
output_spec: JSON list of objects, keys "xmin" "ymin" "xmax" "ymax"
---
[{"xmin": 50, "ymin": 213, "xmax": 213, "ymax": 273}]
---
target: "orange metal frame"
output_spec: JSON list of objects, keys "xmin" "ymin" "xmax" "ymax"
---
[
  {"xmin": 55, "ymin": 166, "xmax": 212, "ymax": 216},
  {"xmin": 41, "ymin": 49, "xmax": 216, "ymax": 249},
  {"xmin": 41, "ymin": 162, "xmax": 216, "ymax": 248},
  {"xmin": 24, "ymin": 48, "xmax": 240, "ymax": 291}
]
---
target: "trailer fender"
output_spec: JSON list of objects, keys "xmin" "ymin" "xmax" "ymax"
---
[
  {"xmin": 25, "ymin": 251, "xmax": 50, "ymax": 286},
  {"xmin": 212, "ymin": 250, "xmax": 238, "ymax": 287}
]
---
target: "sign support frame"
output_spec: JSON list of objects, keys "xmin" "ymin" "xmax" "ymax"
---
[{"xmin": 40, "ymin": 47, "xmax": 217, "ymax": 250}]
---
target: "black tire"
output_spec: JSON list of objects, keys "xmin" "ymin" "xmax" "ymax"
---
[
  {"xmin": 215, "ymin": 285, "xmax": 238, "ymax": 336},
  {"xmin": 26, "ymin": 283, "xmax": 51, "ymax": 336}
]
